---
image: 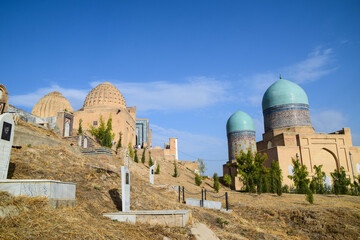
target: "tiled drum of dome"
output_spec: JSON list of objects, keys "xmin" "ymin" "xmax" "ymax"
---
[
  {"xmin": 227, "ymin": 131, "xmax": 256, "ymax": 161},
  {"xmin": 263, "ymin": 103, "xmax": 312, "ymax": 132}
]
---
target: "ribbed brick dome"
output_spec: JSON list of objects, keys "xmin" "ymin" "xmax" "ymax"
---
[
  {"xmin": 32, "ymin": 91, "xmax": 73, "ymax": 117},
  {"xmin": 83, "ymin": 82, "xmax": 126, "ymax": 109}
]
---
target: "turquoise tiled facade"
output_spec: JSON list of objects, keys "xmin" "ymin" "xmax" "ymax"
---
[{"xmin": 227, "ymin": 130, "xmax": 256, "ymax": 161}]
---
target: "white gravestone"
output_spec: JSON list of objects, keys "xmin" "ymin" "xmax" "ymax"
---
[
  {"xmin": 149, "ymin": 161, "xmax": 157, "ymax": 185},
  {"xmin": 121, "ymin": 166, "xmax": 130, "ymax": 212},
  {"xmin": 0, "ymin": 113, "xmax": 15, "ymax": 179}
]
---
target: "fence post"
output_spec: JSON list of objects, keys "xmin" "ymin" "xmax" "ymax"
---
[
  {"xmin": 205, "ymin": 189, "xmax": 207, "ymax": 200},
  {"xmin": 225, "ymin": 192, "xmax": 228, "ymax": 211},
  {"xmin": 178, "ymin": 186, "xmax": 181, "ymax": 203},
  {"xmin": 201, "ymin": 189, "xmax": 204, "ymax": 207},
  {"xmin": 182, "ymin": 186, "xmax": 185, "ymax": 203}
]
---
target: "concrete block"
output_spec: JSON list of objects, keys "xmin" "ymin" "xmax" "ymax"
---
[{"xmin": 186, "ymin": 198, "xmax": 222, "ymax": 210}]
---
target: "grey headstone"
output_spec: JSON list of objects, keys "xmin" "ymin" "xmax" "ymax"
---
[
  {"xmin": 121, "ymin": 166, "xmax": 130, "ymax": 212},
  {"xmin": 0, "ymin": 113, "xmax": 14, "ymax": 179},
  {"xmin": 149, "ymin": 161, "xmax": 157, "ymax": 185}
]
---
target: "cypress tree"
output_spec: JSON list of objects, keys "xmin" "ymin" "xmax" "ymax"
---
[
  {"xmin": 331, "ymin": 167, "xmax": 351, "ymax": 195},
  {"xmin": 173, "ymin": 161, "xmax": 178, "ymax": 177},
  {"xmin": 141, "ymin": 149, "xmax": 146, "ymax": 164},
  {"xmin": 134, "ymin": 149, "xmax": 139, "ymax": 163},
  {"xmin": 155, "ymin": 164, "xmax": 160, "ymax": 174},
  {"xmin": 195, "ymin": 173, "xmax": 202, "ymax": 186},
  {"xmin": 288, "ymin": 158, "xmax": 310, "ymax": 194},
  {"xmin": 148, "ymin": 151, "xmax": 153, "ymax": 166},
  {"xmin": 78, "ymin": 119, "xmax": 83, "ymax": 135},
  {"xmin": 213, "ymin": 173, "xmax": 220, "ymax": 192}
]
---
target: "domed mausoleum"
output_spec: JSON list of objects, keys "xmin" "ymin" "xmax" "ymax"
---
[
  {"xmin": 32, "ymin": 91, "xmax": 73, "ymax": 118},
  {"xmin": 226, "ymin": 111, "xmax": 256, "ymax": 161},
  {"xmin": 74, "ymin": 82, "xmax": 137, "ymax": 148},
  {"xmin": 262, "ymin": 78, "xmax": 312, "ymax": 132}
]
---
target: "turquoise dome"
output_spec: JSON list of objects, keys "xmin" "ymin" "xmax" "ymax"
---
[
  {"xmin": 262, "ymin": 79, "xmax": 309, "ymax": 110},
  {"xmin": 226, "ymin": 111, "xmax": 255, "ymax": 134}
]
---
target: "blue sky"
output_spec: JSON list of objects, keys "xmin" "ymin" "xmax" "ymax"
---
[{"xmin": 1, "ymin": 0, "xmax": 360, "ymax": 176}]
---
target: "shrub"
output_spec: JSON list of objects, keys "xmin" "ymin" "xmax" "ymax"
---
[
  {"xmin": 195, "ymin": 173, "xmax": 202, "ymax": 186},
  {"xmin": 282, "ymin": 184, "xmax": 289, "ymax": 193},
  {"xmin": 223, "ymin": 174, "xmax": 232, "ymax": 187}
]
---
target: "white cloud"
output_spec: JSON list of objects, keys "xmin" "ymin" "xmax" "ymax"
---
[
  {"xmin": 284, "ymin": 48, "xmax": 337, "ymax": 83},
  {"xmin": 92, "ymin": 77, "xmax": 231, "ymax": 112},
  {"xmin": 311, "ymin": 109, "xmax": 347, "ymax": 133},
  {"xmin": 9, "ymin": 84, "xmax": 89, "ymax": 111}
]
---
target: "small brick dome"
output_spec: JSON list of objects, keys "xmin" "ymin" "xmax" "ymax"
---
[{"xmin": 32, "ymin": 91, "xmax": 73, "ymax": 117}]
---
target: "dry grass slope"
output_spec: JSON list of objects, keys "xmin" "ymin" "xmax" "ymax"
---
[{"xmin": 1, "ymin": 120, "xmax": 360, "ymax": 239}]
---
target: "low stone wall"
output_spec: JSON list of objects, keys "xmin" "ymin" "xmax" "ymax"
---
[
  {"xmin": 103, "ymin": 210, "xmax": 191, "ymax": 227},
  {"xmin": 186, "ymin": 198, "xmax": 222, "ymax": 210},
  {"xmin": 0, "ymin": 179, "xmax": 76, "ymax": 208}
]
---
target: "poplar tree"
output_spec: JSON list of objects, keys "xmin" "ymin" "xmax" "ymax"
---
[{"xmin": 155, "ymin": 164, "xmax": 160, "ymax": 174}]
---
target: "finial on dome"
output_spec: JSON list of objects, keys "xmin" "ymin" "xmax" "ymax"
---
[{"xmin": 279, "ymin": 73, "xmax": 282, "ymax": 79}]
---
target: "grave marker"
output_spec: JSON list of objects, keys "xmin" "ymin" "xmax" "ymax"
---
[
  {"xmin": 0, "ymin": 113, "xmax": 14, "ymax": 179},
  {"xmin": 121, "ymin": 166, "xmax": 130, "ymax": 212},
  {"xmin": 149, "ymin": 161, "xmax": 156, "ymax": 184}
]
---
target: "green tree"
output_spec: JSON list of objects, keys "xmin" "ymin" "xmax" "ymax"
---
[
  {"xmin": 116, "ymin": 132, "xmax": 123, "ymax": 150},
  {"xmin": 331, "ymin": 166, "xmax": 351, "ymax": 195},
  {"xmin": 213, "ymin": 173, "xmax": 220, "ymax": 192},
  {"xmin": 148, "ymin": 151, "xmax": 154, "ymax": 166},
  {"xmin": 90, "ymin": 115, "xmax": 115, "ymax": 148},
  {"xmin": 310, "ymin": 165, "xmax": 326, "ymax": 194},
  {"xmin": 77, "ymin": 119, "xmax": 83, "ymax": 135},
  {"xmin": 223, "ymin": 174, "xmax": 232, "ymax": 187},
  {"xmin": 134, "ymin": 149, "xmax": 139, "ymax": 163},
  {"xmin": 195, "ymin": 173, "xmax": 202, "ymax": 186},
  {"xmin": 141, "ymin": 149, "xmax": 146, "ymax": 164},
  {"xmin": 233, "ymin": 150, "xmax": 268, "ymax": 193},
  {"xmin": 288, "ymin": 158, "xmax": 310, "ymax": 194},
  {"xmin": 198, "ymin": 158, "xmax": 206, "ymax": 177},
  {"xmin": 173, "ymin": 161, "xmax": 178, "ymax": 177},
  {"xmin": 155, "ymin": 164, "xmax": 160, "ymax": 174},
  {"xmin": 270, "ymin": 160, "xmax": 283, "ymax": 196}
]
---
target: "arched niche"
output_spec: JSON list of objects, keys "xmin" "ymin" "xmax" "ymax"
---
[
  {"xmin": 267, "ymin": 141, "xmax": 272, "ymax": 149},
  {"xmin": 313, "ymin": 148, "xmax": 338, "ymax": 173}
]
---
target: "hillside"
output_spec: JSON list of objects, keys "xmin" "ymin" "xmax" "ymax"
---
[{"xmin": 1, "ymin": 120, "xmax": 360, "ymax": 239}]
